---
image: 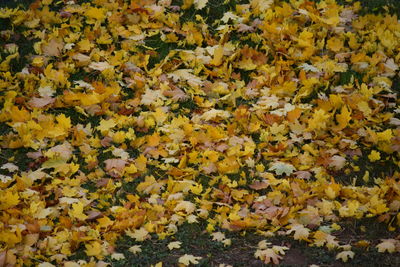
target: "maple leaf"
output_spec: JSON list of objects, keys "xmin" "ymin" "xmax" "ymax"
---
[
  {"xmin": 269, "ymin": 162, "xmax": 296, "ymax": 176},
  {"xmin": 104, "ymin": 158, "xmax": 127, "ymax": 174},
  {"xmin": 128, "ymin": 245, "xmax": 142, "ymax": 254},
  {"xmin": 219, "ymin": 238, "xmax": 230, "ymax": 247},
  {"xmin": 111, "ymin": 253, "xmax": 125, "ymax": 260},
  {"xmin": 194, "ymin": 0, "xmax": 208, "ymax": 10},
  {"xmin": 1, "ymin": 163, "xmax": 18, "ymax": 172},
  {"xmin": 210, "ymin": 45, "xmax": 224, "ymax": 66},
  {"xmin": 97, "ymin": 118, "xmax": 116, "ymax": 133},
  {"xmin": 126, "ymin": 227, "xmax": 150, "ymax": 242},
  {"xmin": 85, "ymin": 241, "xmax": 103, "ymax": 259},
  {"xmin": 141, "ymin": 89, "xmax": 165, "ymax": 106},
  {"xmin": 328, "ymin": 155, "xmax": 346, "ymax": 170},
  {"xmin": 85, "ymin": 7, "xmax": 106, "ymax": 20},
  {"xmin": 72, "ymin": 53, "xmax": 91, "ymax": 64},
  {"xmin": 293, "ymin": 171, "xmax": 311, "ymax": 179},
  {"xmin": 255, "ymin": 248, "xmax": 282, "ymax": 265},
  {"xmin": 42, "ymin": 38, "xmax": 64, "ymax": 57},
  {"xmin": 167, "ymin": 241, "xmax": 182, "ymax": 250},
  {"xmin": 200, "ymin": 109, "xmax": 231, "ymax": 121},
  {"xmin": 69, "ymin": 202, "xmax": 88, "ymax": 221},
  {"xmin": 258, "ymin": 240, "xmax": 272, "ymax": 249},
  {"xmin": 174, "ymin": 201, "xmax": 196, "ymax": 214},
  {"xmin": 167, "ymin": 69, "xmax": 203, "ymax": 88},
  {"xmin": 272, "ymin": 245, "xmax": 289, "ymax": 255},
  {"xmin": 307, "ymin": 109, "xmax": 330, "ymax": 131},
  {"xmin": 250, "ymin": 0, "xmax": 273, "ymax": 14},
  {"xmin": 27, "ymin": 96, "xmax": 55, "ymax": 108},
  {"xmin": 136, "ymin": 175, "xmax": 164, "ymax": 194},
  {"xmin": 376, "ymin": 239, "xmax": 398, "ymax": 253},
  {"xmin": 249, "ymin": 180, "xmax": 270, "ymax": 190},
  {"xmin": 211, "ymin": 232, "xmax": 226, "ymax": 242},
  {"xmin": 336, "ymin": 251, "xmax": 354, "ymax": 262},
  {"xmin": 299, "ymin": 63, "xmax": 320, "ymax": 73},
  {"xmin": 286, "ymin": 224, "xmax": 310, "ymax": 241},
  {"xmin": 89, "ymin": 61, "xmax": 113, "ymax": 71},
  {"xmin": 0, "ymin": 190, "xmax": 19, "ymax": 210},
  {"xmin": 178, "ymin": 254, "xmax": 202, "ymax": 266},
  {"xmin": 368, "ymin": 150, "xmax": 381, "ymax": 162},
  {"xmin": 335, "ymin": 105, "xmax": 351, "ymax": 131}
]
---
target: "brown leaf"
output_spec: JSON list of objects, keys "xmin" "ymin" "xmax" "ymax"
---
[
  {"xmin": 96, "ymin": 178, "xmax": 110, "ymax": 188},
  {"xmin": 101, "ymin": 136, "xmax": 113, "ymax": 147},
  {"xmin": 27, "ymin": 96, "xmax": 55, "ymax": 108},
  {"xmin": 249, "ymin": 180, "xmax": 270, "ymax": 190},
  {"xmin": 293, "ymin": 171, "xmax": 311, "ymax": 179},
  {"xmin": 42, "ymin": 38, "xmax": 64, "ymax": 57},
  {"xmin": 104, "ymin": 159, "xmax": 127, "ymax": 171},
  {"xmin": 86, "ymin": 210, "xmax": 104, "ymax": 221}
]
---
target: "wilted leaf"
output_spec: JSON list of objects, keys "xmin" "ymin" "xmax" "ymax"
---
[
  {"xmin": 167, "ymin": 241, "xmax": 181, "ymax": 250},
  {"xmin": 269, "ymin": 162, "xmax": 296, "ymax": 176},
  {"xmin": 178, "ymin": 254, "xmax": 202, "ymax": 266},
  {"xmin": 336, "ymin": 251, "xmax": 354, "ymax": 262}
]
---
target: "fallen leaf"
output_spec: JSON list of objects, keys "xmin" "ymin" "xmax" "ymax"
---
[{"xmin": 178, "ymin": 254, "xmax": 202, "ymax": 266}]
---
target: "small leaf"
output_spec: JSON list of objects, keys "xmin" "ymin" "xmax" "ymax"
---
[
  {"xmin": 128, "ymin": 245, "xmax": 142, "ymax": 254},
  {"xmin": 336, "ymin": 251, "xmax": 354, "ymax": 262},
  {"xmin": 167, "ymin": 241, "xmax": 181, "ymax": 250},
  {"xmin": 178, "ymin": 254, "xmax": 202, "ymax": 266}
]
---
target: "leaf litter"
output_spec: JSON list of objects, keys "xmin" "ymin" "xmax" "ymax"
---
[{"xmin": 0, "ymin": 0, "xmax": 399, "ymax": 266}]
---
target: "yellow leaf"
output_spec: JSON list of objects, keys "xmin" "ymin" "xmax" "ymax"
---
[
  {"xmin": 327, "ymin": 37, "xmax": 344, "ymax": 52},
  {"xmin": 210, "ymin": 46, "xmax": 224, "ymax": 66},
  {"xmin": 335, "ymin": 105, "xmax": 351, "ymax": 131},
  {"xmin": 56, "ymin": 114, "xmax": 72, "ymax": 130},
  {"xmin": 128, "ymin": 245, "xmax": 142, "ymax": 254},
  {"xmin": 69, "ymin": 202, "xmax": 88, "ymax": 221},
  {"xmin": 124, "ymin": 164, "xmax": 138, "ymax": 174},
  {"xmin": 362, "ymin": 171, "xmax": 370, "ymax": 183},
  {"xmin": 77, "ymin": 39, "xmax": 94, "ymax": 53},
  {"xmin": 325, "ymin": 186, "xmax": 338, "ymax": 200},
  {"xmin": 97, "ymin": 118, "xmax": 116, "ymax": 134},
  {"xmin": 336, "ymin": 251, "xmax": 354, "ymax": 262},
  {"xmin": 85, "ymin": 7, "xmax": 106, "ymax": 20},
  {"xmin": 126, "ymin": 227, "xmax": 149, "ymax": 242},
  {"xmin": 0, "ymin": 190, "xmax": 19, "ymax": 210},
  {"xmin": 254, "ymin": 248, "xmax": 282, "ymax": 265},
  {"xmin": 376, "ymin": 239, "xmax": 398, "ymax": 253},
  {"xmin": 377, "ymin": 129, "xmax": 392, "ymax": 142},
  {"xmin": 178, "ymin": 254, "xmax": 202, "ymax": 266},
  {"xmin": 194, "ymin": 0, "xmax": 208, "ymax": 10},
  {"xmin": 211, "ymin": 232, "xmax": 226, "ymax": 242},
  {"xmin": 368, "ymin": 150, "xmax": 380, "ymax": 162},
  {"xmin": 174, "ymin": 201, "xmax": 196, "ymax": 214},
  {"xmin": 85, "ymin": 241, "xmax": 103, "ymax": 258},
  {"xmin": 356, "ymin": 101, "xmax": 371, "ymax": 117},
  {"xmin": 287, "ymin": 224, "xmax": 310, "ymax": 241},
  {"xmin": 135, "ymin": 154, "xmax": 148, "ymax": 172},
  {"xmin": 97, "ymin": 216, "xmax": 114, "ymax": 228},
  {"xmin": 111, "ymin": 253, "xmax": 125, "ymax": 260},
  {"xmin": 167, "ymin": 241, "xmax": 181, "ymax": 250},
  {"xmin": 307, "ymin": 109, "xmax": 330, "ymax": 131}
]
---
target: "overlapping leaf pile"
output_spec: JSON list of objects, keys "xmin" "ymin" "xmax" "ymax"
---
[{"xmin": 0, "ymin": 0, "xmax": 399, "ymax": 265}]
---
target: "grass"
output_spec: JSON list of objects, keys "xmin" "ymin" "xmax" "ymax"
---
[{"xmin": 97, "ymin": 219, "xmax": 400, "ymax": 266}]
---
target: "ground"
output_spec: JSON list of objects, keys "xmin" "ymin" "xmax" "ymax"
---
[{"xmin": 1, "ymin": 0, "xmax": 400, "ymax": 266}]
